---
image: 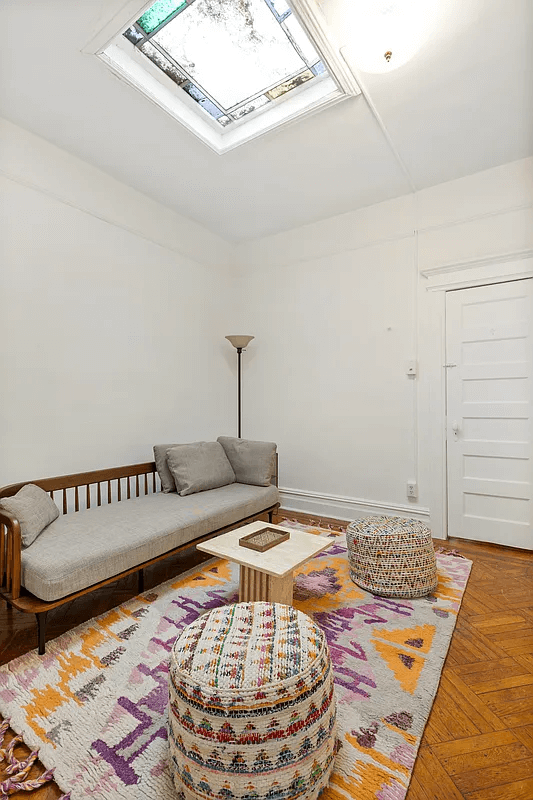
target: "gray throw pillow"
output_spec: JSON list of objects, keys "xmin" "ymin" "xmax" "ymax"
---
[
  {"xmin": 217, "ymin": 436, "xmax": 277, "ymax": 486},
  {"xmin": 166, "ymin": 441, "xmax": 236, "ymax": 496},
  {"xmin": 153, "ymin": 443, "xmax": 183, "ymax": 493},
  {"xmin": 0, "ymin": 484, "xmax": 59, "ymax": 548}
]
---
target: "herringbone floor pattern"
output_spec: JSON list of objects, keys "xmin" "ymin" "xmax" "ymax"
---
[{"xmin": 1, "ymin": 510, "xmax": 532, "ymax": 799}]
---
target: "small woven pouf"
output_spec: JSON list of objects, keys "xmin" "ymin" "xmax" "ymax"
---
[
  {"xmin": 168, "ymin": 601, "xmax": 337, "ymax": 800},
  {"xmin": 346, "ymin": 515, "xmax": 438, "ymax": 598}
]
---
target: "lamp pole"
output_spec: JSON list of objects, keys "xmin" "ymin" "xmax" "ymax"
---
[
  {"xmin": 236, "ymin": 347, "xmax": 243, "ymax": 438},
  {"xmin": 225, "ymin": 335, "xmax": 254, "ymax": 439}
]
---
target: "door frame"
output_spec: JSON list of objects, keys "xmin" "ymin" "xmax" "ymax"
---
[{"xmin": 418, "ymin": 255, "xmax": 533, "ymax": 540}]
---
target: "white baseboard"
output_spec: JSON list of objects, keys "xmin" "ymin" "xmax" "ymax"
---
[{"xmin": 279, "ymin": 487, "xmax": 430, "ymax": 523}]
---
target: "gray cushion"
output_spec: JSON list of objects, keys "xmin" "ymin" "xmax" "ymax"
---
[
  {"xmin": 153, "ymin": 443, "xmax": 182, "ymax": 493},
  {"xmin": 217, "ymin": 437, "xmax": 277, "ymax": 486},
  {"xmin": 167, "ymin": 441, "xmax": 235, "ymax": 496},
  {"xmin": 0, "ymin": 484, "xmax": 59, "ymax": 548},
  {"xmin": 21, "ymin": 483, "xmax": 280, "ymax": 601}
]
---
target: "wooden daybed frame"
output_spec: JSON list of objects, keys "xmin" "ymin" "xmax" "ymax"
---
[{"xmin": 0, "ymin": 458, "xmax": 280, "ymax": 654}]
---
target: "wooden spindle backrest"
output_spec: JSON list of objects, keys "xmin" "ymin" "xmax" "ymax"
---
[
  {"xmin": 0, "ymin": 462, "xmax": 160, "ymax": 518},
  {"xmin": 0, "ymin": 453, "xmax": 277, "ymax": 590}
]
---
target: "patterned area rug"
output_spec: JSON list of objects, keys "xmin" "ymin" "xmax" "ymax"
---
[{"xmin": 0, "ymin": 522, "xmax": 471, "ymax": 800}]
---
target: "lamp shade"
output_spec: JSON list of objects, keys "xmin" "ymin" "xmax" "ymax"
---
[{"xmin": 225, "ymin": 335, "xmax": 254, "ymax": 349}]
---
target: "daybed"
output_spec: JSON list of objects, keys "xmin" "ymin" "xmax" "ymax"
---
[{"xmin": 0, "ymin": 449, "xmax": 279, "ymax": 654}]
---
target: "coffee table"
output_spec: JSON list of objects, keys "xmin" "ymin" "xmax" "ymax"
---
[{"xmin": 197, "ymin": 520, "xmax": 333, "ymax": 606}]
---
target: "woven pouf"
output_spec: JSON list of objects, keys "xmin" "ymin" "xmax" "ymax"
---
[
  {"xmin": 168, "ymin": 601, "xmax": 337, "ymax": 800},
  {"xmin": 346, "ymin": 515, "xmax": 438, "ymax": 598}
]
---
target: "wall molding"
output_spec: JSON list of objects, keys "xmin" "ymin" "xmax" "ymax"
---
[
  {"xmin": 420, "ymin": 248, "xmax": 533, "ymax": 279},
  {"xmin": 279, "ymin": 486, "xmax": 430, "ymax": 522},
  {"xmin": 239, "ymin": 230, "xmax": 416, "ymax": 273},
  {"xmin": 239, "ymin": 204, "xmax": 533, "ymax": 275},
  {"xmin": 0, "ymin": 167, "xmax": 227, "ymax": 269},
  {"xmin": 417, "ymin": 201, "xmax": 533, "ymax": 236},
  {"xmin": 421, "ymin": 252, "xmax": 533, "ymax": 293}
]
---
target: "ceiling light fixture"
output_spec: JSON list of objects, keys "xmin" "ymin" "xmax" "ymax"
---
[{"xmin": 331, "ymin": 0, "xmax": 445, "ymax": 74}]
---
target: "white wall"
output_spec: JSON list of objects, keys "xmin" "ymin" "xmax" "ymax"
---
[
  {"xmin": 2, "ymin": 116, "xmax": 531, "ymax": 536},
  {"xmin": 235, "ymin": 157, "xmax": 533, "ymax": 534},
  {"xmin": 0, "ymin": 118, "xmax": 236, "ymax": 484}
]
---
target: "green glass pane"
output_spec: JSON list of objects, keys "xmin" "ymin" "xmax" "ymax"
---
[{"xmin": 137, "ymin": 0, "xmax": 187, "ymax": 34}]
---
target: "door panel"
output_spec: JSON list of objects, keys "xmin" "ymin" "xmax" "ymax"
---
[
  {"xmin": 464, "ymin": 455, "xmax": 530, "ymax": 482},
  {"xmin": 446, "ymin": 279, "xmax": 533, "ymax": 548}
]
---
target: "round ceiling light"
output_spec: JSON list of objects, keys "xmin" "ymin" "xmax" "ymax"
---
[{"xmin": 338, "ymin": 0, "xmax": 444, "ymax": 73}]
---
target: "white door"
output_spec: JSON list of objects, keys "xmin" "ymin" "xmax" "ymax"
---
[{"xmin": 446, "ymin": 279, "xmax": 533, "ymax": 548}]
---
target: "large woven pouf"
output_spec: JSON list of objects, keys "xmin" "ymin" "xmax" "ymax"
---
[
  {"xmin": 168, "ymin": 601, "xmax": 337, "ymax": 800},
  {"xmin": 346, "ymin": 515, "xmax": 438, "ymax": 598}
]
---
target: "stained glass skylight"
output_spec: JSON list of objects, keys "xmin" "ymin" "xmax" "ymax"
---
[{"xmin": 122, "ymin": 0, "xmax": 330, "ymax": 127}]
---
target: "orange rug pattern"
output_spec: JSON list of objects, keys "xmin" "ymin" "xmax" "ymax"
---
[{"xmin": 0, "ymin": 523, "xmax": 471, "ymax": 799}]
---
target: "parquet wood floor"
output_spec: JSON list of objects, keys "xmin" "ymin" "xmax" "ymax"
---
[{"xmin": 1, "ymin": 509, "xmax": 532, "ymax": 799}]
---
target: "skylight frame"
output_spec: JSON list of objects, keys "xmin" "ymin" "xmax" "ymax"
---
[{"xmin": 85, "ymin": 0, "xmax": 361, "ymax": 154}]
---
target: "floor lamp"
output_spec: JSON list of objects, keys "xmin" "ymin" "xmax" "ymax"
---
[{"xmin": 225, "ymin": 335, "xmax": 254, "ymax": 438}]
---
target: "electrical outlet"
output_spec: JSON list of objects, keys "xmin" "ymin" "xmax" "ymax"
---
[{"xmin": 407, "ymin": 481, "xmax": 418, "ymax": 499}]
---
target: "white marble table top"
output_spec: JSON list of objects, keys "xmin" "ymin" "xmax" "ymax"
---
[{"xmin": 197, "ymin": 520, "xmax": 333, "ymax": 578}]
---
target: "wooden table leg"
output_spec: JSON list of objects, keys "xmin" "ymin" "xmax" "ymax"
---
[
  {"xmin": 239, "ymin": 566, "xmax": 293, "ymax": 605},
  {"xmin": 268, "ymin": 574, "xmax": 293, "ymax": 605}
]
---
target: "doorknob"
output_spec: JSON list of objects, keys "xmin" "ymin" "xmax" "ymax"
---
[{"xmin": 451, "ymin": 421, "xmax": 460, "ymax": 439}]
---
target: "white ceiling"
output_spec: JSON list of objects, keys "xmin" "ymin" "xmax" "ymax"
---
[{"xmin": 1, "ymin": 0, "xmax": 532, "ymax": 243}]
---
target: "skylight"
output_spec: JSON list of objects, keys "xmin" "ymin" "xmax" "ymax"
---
[
  {"xmin": 123, "ymin": 0, "xmax": 327, "ymax": 127},
  {"xmin": 92, "ymin": 0, "xmax": 360, "ymax": 152}
]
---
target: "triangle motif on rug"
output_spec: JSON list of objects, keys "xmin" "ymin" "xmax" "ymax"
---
[
  {"xmin": 371, "ymin": 639, "xmax": 426, "ymax": 695},
  {"xmin": 373, "ymin": 624, "xmax": 436, "ymax": 655}
]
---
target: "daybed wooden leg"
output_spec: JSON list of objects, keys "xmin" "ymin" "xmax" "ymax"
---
[
  {"xmin": 268, "ymin": 510, "xmax": 274, "ymax": 523},
  {"xmin": 36, "ymin": 612, "xmax": 47, "ymax": 655},
  {"xmin": 138, "ymin": 569, "xmax": 144, "ymax": 594}
]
